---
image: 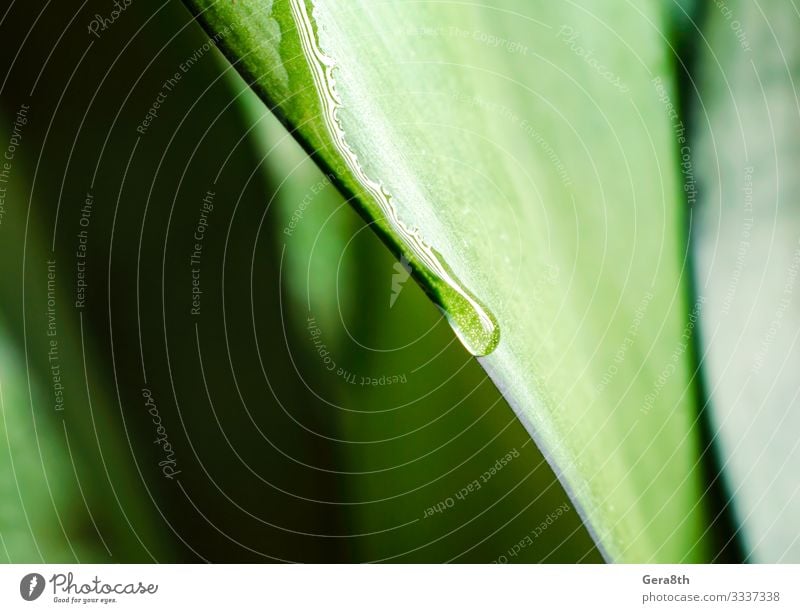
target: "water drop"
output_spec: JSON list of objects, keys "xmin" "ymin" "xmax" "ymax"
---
[{"xmin": 428, "ymin": 251, "xmax": 500, "ymax": 356}]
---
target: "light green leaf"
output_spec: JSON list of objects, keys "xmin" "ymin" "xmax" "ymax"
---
[
  {"xmin": 692, "ymin": 0, "xmax": 800, "ymax": 562},
  {"xmin": 184, "ymin": 0, "xmax": 713, "ymax": 561}
]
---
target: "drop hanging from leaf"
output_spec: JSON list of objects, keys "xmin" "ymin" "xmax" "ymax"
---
[
  {"xmin": 290, "ymin": 0, "xmax": 500, "ymax": 357},
  {"xmin": 428, "ymin": 249, "xmax": 500, "ymax": 356}
]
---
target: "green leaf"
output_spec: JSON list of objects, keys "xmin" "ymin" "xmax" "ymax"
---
[
  {"xmin": 183, "ymin": 0, "xmax": 714, "ymax": 561},
  {"xmin": 0, "ymin": 120, "xmax": 167, "ymax": 562},
  {"xmin": 692, "ymin": 0, "xmax": 800, "ymax": 562}
]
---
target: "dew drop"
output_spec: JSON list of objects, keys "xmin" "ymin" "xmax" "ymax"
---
[{"xmin": 427, "ymin": 251, "xmax": 500, "ymax": 357}]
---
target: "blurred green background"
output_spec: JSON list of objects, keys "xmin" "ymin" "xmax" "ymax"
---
[{"xmin": 0, "ymin": 0, "xmax": 601, "ymax": 562}]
